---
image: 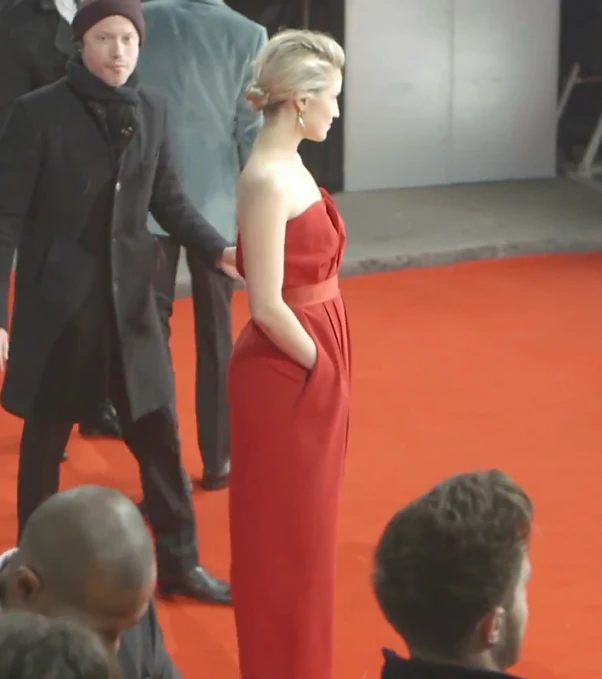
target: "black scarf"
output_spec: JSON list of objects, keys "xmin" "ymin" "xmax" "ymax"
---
[
  {"xmin": 66, "ymin": 53, "xmax": 140, "ymax": 105},
  {"xmin": 66, "ymin": 54, "xmax": 139, "ymax": 158}
]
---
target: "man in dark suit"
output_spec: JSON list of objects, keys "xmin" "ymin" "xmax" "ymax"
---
[
  {"xmin": 0, "ymin": 0, "xmax": 123, "ymax": 443},
  {"xmin": 137, "ymin": 0, "xmax": 267, "ymax": 490},
  {"xmin": 0, "ymin": 0, "xmax": 72, "ymax": 129},
  {"xmin": 372, "ymin": 470, "xmax": 533, "ymax": 679},
  {"xmin": 0, "ymin": 0, "xmax": 237, "ymax": 601},
  {"xmin": 0, "ymin": 486, "xmax": 182, "ymax": 679}
]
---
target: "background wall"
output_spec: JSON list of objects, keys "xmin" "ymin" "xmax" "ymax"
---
[{"xmin": 344, "ymin": 0, "xmax": 560, "ymax": 191}]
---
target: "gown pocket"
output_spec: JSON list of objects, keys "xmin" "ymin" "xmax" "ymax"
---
[{"xmin": 250, "ymin": 322, "xmax": 315, "ymax": 384}]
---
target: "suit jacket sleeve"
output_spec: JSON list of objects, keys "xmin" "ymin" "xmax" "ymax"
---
[
  {"xmin": 234, "ymin": 25, "xmax": 268, "ymax": 169},
  {"xmin": 147, "ymin": 599, "xmax": 182, "ymax": 679},
  {"xmin": 0, "ymin": 99, "xmax": 41, "ymax": 330},
  {"xmin": 0, "ymin": 33, "xmax": 34, "ymax": 130},
  {"xmin": 118, "ymin": 599, "xmax": 182, "ymax": 679},
  {"xmin": 149, "ymin": 106, "xmax": 230, "ymax": 262}
]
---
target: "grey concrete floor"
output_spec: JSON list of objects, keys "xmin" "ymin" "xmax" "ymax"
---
[{"xmin": 175, "ymin": 177, "xmax": 602, "ymax": 296}]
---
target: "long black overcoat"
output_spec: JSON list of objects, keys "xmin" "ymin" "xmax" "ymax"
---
[{"xmin": 0, "ymin": 78, "xmax": 229, "ymax": 421}]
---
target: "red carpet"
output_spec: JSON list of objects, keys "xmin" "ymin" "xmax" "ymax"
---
[{"xmin": 1, "ymin": 253, "xmax": 601, "ymax": 678}]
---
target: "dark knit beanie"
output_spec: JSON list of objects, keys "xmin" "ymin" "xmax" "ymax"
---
[{"xmin": 72, "ymin": 0, "xmax": 146, "ymax": 44}]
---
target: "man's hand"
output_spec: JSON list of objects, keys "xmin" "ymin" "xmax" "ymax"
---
[
  {"xmin": 218, "ymin": 247, "xmax": 242, "ymax": 280},
  {"xmin": 0, "ymin": 328, "xmax": 8, "ymax": 372}
]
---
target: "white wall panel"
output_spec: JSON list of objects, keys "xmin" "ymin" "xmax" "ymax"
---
[{"xmin": 344, "ymin": 0, "xmax": 560, "ymax": 191}]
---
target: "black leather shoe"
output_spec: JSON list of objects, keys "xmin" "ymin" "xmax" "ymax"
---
[
  {"xmin": 197, "ymin": 461, "xmax": 230, "ymax": 491},
  {"xmin": 79, "ymin": 400, "xmax": 123, "ymax": 439},
  {"xmin": 158, "ymin": 566, "xmax": 231, "ymax": 605},
  {"xmin": 197, "ymin": 472, "xmax": 230, "ymax": 491}
]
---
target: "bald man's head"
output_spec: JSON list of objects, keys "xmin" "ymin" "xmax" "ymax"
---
[{"xmin": 1, "ymin": 487, "xmax": 156, "ymax": 652}]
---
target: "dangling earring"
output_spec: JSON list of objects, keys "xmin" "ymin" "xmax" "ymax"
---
[{"xmin": 297, "ymin": 109, "xmax": 305, "ymax": 128}]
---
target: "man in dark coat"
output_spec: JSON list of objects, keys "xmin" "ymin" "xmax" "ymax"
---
[
  {"xmin": 0, "ymin": 0, "xmax": 71, "ymax": 130},
  {"xmin": 0, "ymin": 0, "xmax": 237, "ymax": 602},
  {"xmin": 0, "ymin": 0, "xmax": 124, "ymax": 442},
  {"xmin": 372, "ymin": 471, "xmax": 533, "ymax": 679},
  {"xmin": 0, "ymin": 486, "xmax": 183, "ymax": 679}
]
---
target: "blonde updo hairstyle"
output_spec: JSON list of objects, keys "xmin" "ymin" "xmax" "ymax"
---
[{"xmin": 245, "ymin": 29, "xmax": 345, "ymax": 114}]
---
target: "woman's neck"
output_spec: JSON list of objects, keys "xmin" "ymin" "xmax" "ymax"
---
[{"xmin": 254, "ymin": 113, "xmax": 303, "ymax": 158}]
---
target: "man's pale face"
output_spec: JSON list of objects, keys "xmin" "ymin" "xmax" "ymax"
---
[{"xmin": 81, "ymin": 15, "xmax": 139, "ymax": 87}]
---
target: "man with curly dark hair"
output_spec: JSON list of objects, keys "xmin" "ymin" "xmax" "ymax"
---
[{"xmin": 373, "ymin": 470, "xmax": 533, "ymax": 679}]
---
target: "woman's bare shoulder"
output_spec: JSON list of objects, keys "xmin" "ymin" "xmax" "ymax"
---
[{"xmin": 239, "ymin": 158, "xmax": 296, "ymax": 203}]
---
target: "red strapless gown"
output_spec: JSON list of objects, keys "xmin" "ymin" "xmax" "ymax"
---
[{"xmin": 228, "ymin": 188, "xmax": 351, "ymax": 679}]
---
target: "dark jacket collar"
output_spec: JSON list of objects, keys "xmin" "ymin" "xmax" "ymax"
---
[
  {"xmin": 381, "ymin": 649, "xmax": 524, "ymax": 679},
  {"xmin": 55, "ymin": 16, "xmax": 74, "ymax": 56}
]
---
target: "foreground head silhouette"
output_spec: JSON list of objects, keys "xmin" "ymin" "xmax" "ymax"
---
[
  {"xmin": 373, "ymin": 470, "xmax": 533, "ymax": 673},
  {"xmin": 1, "ymin": 486, "xmax": 156, "ymax": 652},
  {"xmin": 0, "ymin": 611, "xmax": 122, "ymax": 679}
]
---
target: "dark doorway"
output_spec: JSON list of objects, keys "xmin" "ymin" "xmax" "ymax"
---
[
  {"xmin": 228, "ymin": 0, "xmax": 345, "ymax": 192},
  {"xmin": 558, "ymin": 0, "xmax": 602, "ymax": 167}
]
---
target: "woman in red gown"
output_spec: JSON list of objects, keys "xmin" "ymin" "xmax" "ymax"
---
[{"xmin": 227, "ymin": 29, "xmax": 349, "ymax": 679}]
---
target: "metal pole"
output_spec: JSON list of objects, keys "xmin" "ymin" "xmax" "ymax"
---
[
  {"xmin": 575, "ymin": 107, "xmax": 602, "ymax": 178},
  {"xmin": 557, "ymin": 63, "xmax": 580, "ymax": 123},
  {"xmin": 300, "ymin": 0, "xmax": 310, "ymax": 27}
]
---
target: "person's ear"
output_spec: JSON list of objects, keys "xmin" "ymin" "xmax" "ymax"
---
[
  {"xmin": 478, "ymin": 607, "xmax": 505, "ymax": 648},
  {"xmin": 11, "ymin": 565, "xmax": 45, "ymax": 607}
]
